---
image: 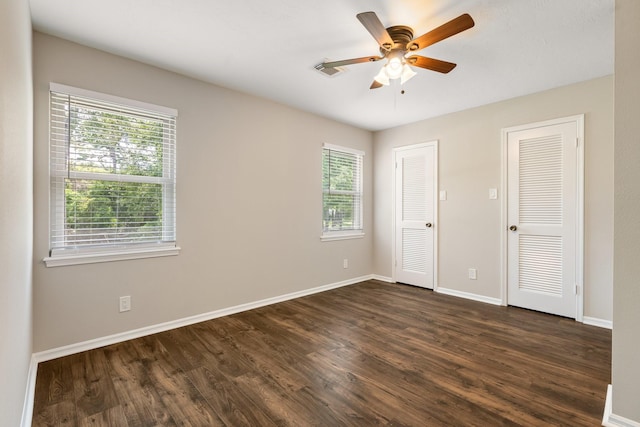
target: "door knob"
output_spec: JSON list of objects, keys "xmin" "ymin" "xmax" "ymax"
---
[
  {"xmin": 509, "ymin": 225, "xmax": 517, "ymax": 231},
  {"xmin": 426, "ymin": 223, "xmax": 433, "ymax": 228}
]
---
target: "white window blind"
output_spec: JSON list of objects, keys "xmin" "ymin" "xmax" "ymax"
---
[
  {"xmin": 48, "ymin": 84, "xmax": 177, "ymax": 259},
  {"xmin": 322, "ymin": 144, "xmax": 364, "ymax": 237}
]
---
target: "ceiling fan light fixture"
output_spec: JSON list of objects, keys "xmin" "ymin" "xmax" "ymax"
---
[
  {"xmin": 373, "ymin": 67, "xmax": 390, "ymax": 85},
  {"xmin": 374, "ymin": 60, "xmax": 415, "ymax": 87},
  {"xmin": 386, "ymin": 57, "xmax": 404, "ymax": 79},
  {"xmin": 400, "ymin": 64, "xmax": 417, "ymax": 84}
]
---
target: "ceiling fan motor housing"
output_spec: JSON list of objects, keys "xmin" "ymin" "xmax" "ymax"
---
[{"xmin": 380, "ymin": 25, "xmax": 414, "ymax": 56}]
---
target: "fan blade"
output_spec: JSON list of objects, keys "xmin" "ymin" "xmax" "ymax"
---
[
  {"xmin": 357, "ymin": 11, "xmax": 394, "ymax": 51},
  {"xmin": 322, "ymin": 56, "xmax": 384, "ymax": 69},
  {"xmin": 407, "ymin": 56, "xmax": 457, "ymax": 73},
  {"xmin": 407, "ymin": 13, "xmax": 474, "ymax": 52},
  {"xmin": 370, "ymin": 80, "xmax": 383, "ymax": 89}
]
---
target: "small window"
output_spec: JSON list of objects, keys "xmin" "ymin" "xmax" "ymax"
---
[
  {"xmin": 322, "ymin": 144, "xmax": 364, "ymax": 241},
  {"xmin": 45, "ymin": 83, "xmax": 179, "ymax": 266}
]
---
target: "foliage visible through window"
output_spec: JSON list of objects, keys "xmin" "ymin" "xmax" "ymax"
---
[
  {"xmin": 322, "ymin": 145, "xmax": 363, "ymax": 235},
  {"xmin": 49, "ymin": 86, "xmax": 176, "ymax": 254}
]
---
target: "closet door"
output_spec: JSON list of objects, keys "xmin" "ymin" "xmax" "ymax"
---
[
  {"xmin": 507, "ymin": 120, "xmax": 579, "ymax": 318},
  {"xmin": 394, "ymin": 143, "xmax": 437, "ymax": 289}
]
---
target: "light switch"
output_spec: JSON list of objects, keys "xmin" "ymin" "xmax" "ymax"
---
[
  {"xmin": 489, "ymin": 188, "xmax": 498, "ymax": 200},
  {"xmin": 439, "ymin": 190, "xmax": 447, "ymax": 201}
]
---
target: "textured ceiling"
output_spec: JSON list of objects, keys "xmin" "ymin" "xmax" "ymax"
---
[{"xmin": 29, "ymin": 0, "xmax": 614, "ymax": 131}]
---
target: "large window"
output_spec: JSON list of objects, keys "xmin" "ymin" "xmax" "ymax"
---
[
  {"xmin": 322, "ymin": 144, "xmax": 364, "ymax": 240},
  {"xmin": 45, "ymin": 83, "xmax": 178, "ymax": 266}
]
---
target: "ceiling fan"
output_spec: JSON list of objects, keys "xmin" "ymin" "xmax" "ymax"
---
[{"xmin": 321, "ymin": 11, "xmax": 475, "ymax": 89}]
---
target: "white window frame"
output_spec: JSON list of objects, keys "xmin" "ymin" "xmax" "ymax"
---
[
  {"xmin": 321, "ymin": 143, "xmax": 365, "ymax": 241},
  {"xmin": 44, "ymin": 83, "xmax": 180, "ymax": 267}
]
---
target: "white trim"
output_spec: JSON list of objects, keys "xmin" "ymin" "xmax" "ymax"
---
[
  {"xmin": 391, "ymin": 141, "xmax": 439, "ymax": 289},
  {"xmin": 20, "ymin": 355, "xmax": 38, "ymax": 427},
  {"xmin": 500, "ymin": 115, "xmax": 585, "ymax": 318},
  {"xmin": 500, "ymin": 124, "xmax": 509, "ymax": 306},
  {"xmin": 33, "ymin": 275, "xmax": 371, "ymax": 363},
  {"xmin": 606, "ymin": 412, "xmax": 640, "ymax": 427},
  {"xmin": 49, "ymin": 82, "xmax": 178, "ymax": 116},
  {"xmin": 602, "ymin": 414, "xmax": 640, "ymax": 427},
  {"xmin": 320, "ymin": 232, "xmax": 365, "ymax": 242},
  {"xmin": 371, "ymin": 274, "xmax": 393, "ymax": 283},
  {"xmin": 575, "ymin": 114, "xmax": 585, "ymax": 321},
  {"xmin": 393, "ymin": 141, "xmax": 437, "ymax": 151},
  {"xmin": 436, "ymin": 287, "xmax": 503, "ymax": 306},
  {"xmin": 604, "ymin": 384, "xmax": 613, "ymax": 426},
  {"xmin": 583, "ymin": 316, "xmax": 613, "ymax": 330},
  {"xmin": 44, "ymin": 245, "xmax": 181, "ymax": 267},
  {"xmin": 322, "ymin": 142, "xmax": 365, "ymax": 157},
  {"xmin": 433, "ymin": 143, "xmax": 440, "ymax": 290},
  {"xmin": 603, "ymin": 384, "xmax": 640, "ymax": 427},
  {"xmin": 391, "ymin": 148, "xmax": 397, "ymax": 281}
]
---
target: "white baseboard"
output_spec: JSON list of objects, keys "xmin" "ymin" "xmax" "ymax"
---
[
  {"xmin": 603, "ymin": 384, "xmax": 640, "ymax": 427},
  {"xmin": 33, "ymin": 275, "xmax": 372, "ymax": 363},
  {"xmin": 20, "ymin": 355, "xmax": 38, "ymax": 427},
  {"xmin": 435, "ymin": 286, "xmax": 502, "ymax": 306},
  {"xmin": 371, "ymin": 274, "xmax": 393, "ymax": 283},
  {"xmin": 583, "ymin": 316, "xmax": 613, "ymax": 330},
  {"xmin": 604, "ymin": 384, "xmax": 613, "ymax": 426}
]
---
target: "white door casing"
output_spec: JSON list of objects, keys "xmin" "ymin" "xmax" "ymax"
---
[
  {"xmin": 393, "ymin": 142, "xmax": 438, "ymax": 289},
  {"xmin": 502, "ymin": 115, "xmax": 584, "ymax": 319}
]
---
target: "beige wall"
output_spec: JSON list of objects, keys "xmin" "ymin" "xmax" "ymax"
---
[
  {"xmin": 32, "ymin": 33, "xmax": 373, "ymax": 352},
  {"xmin": 612, "ymin": 0, "xmax": 640, "ymax": 422},
  {"xmin": 0, "ymin": 0, "xmax": 33, "ymax": 425},
  {"xmin": 373, "ymin": 76, "xmax": 613, "ymax": 322}
]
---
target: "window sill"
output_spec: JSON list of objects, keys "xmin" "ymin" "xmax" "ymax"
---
[
  {"xmin": 320, "ymin": 232, "xmax": 365, "ymax": 242},
  {"xmin": 43, "ymin": 245, "xmax": 181, "ymax": 267}
]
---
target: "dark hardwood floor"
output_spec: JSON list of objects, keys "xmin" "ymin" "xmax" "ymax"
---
[{"xmin": 32, "ymin": 280, "xmax": 611, "ymax": 426}]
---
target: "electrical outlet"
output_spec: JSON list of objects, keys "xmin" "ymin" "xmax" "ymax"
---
[
  {"xmin": 489, "ymin": 188, "xmax": 498, "ymax": 200},
  {"xmin": 119, "ymin": 296, "xmax": 131, "ymax": 312},
  {"xmin": 468, "ymin": 268, "xmax": 477, "ymax": 280},
  {"xmin": 343, "ymin": 259, "xmax": 349, "ymax": 269}
]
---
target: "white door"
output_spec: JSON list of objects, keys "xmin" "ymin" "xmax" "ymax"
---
[
  {"xmin": 506, "ymin": 118, "xmax": 581, "ymax": 318},
  {"xmin": 394, "ymin": 143, "xmax": 437, "ymax": 289}
]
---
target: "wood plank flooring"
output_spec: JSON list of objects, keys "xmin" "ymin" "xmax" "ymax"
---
[{"xmin": 32, "ymin": 280, "xmax": 611, "ymax": 426}]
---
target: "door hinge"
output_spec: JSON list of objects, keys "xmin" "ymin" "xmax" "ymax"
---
[
  {"xmin": 575, "ymin": 137, "xmax": 579, "ymax": 148},
  {"xmin": 574, "ymin": 284, "xmax": 580, "ymax": 295},
  {"xmin": 395, "ymin": 161, "xmax": 398, "ymax": 169}
]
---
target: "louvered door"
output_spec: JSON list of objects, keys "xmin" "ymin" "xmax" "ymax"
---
[
  {"xmin": 394, "ymin": 143, "xmax": 436, "ymax": 289},
  {"xmin": 507, "ymin": 121, "xmax": 578, "ymax": 318}
]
